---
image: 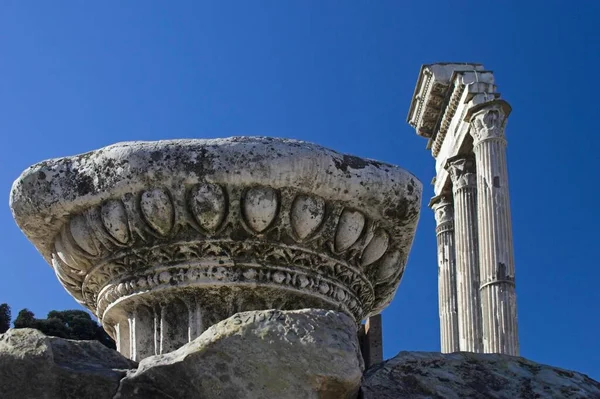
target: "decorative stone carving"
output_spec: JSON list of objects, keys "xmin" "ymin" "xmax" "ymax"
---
[
  {"xmin": 409, "ymin": 63, "xmax": 520, "ymax": 357},
  {"xmin": 290, "ymin": 194, "xmax": 325, "ymax": 240},
  {"xmin": 407, "ymin": 63, "xmax": 489, "ymax": 141},
  {"xmin": 468, "ymin": 100, "xmax": 511, "ymax": 146},
  {"xmin": 189, "ymin": 183, "xmax": 227, "ymax": 232},
  {"xmin": 431, "ymin": 194, "xmax": 453, "ymax": 227},
  {"xmin": 10, "ymin": 137, "xmax": 421, "ymax": 359},
  {"xmin": 445, "ymin": 154, "xmax": 477, "ymax": 190}
]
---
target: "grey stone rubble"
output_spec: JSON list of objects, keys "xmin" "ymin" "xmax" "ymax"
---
[
  {"xmin": 0, "ymin": 328, "xmax": 135, "ymax": 399},
  {"xmin": 10, "ymin": 136, "xmax": 421, "ymax": 361},
  {"xmin": 361, "ymin": 351, "xmax": 600, "ymax": 399},
  {"xmin": 0, "ymin": 309, "xmax": 364, "ymax": 399},
  {"xmin": 408, "ymin": 64, "xmax": 519, "ymax": 355},
  {"xmin": 2, "ymin": 318, "xmax": 599, "ymax": 399}
]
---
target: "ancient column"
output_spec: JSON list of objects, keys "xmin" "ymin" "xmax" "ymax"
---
[
  {"xmin": 445, "ymin": 154, "xmax": 483, "ymax": 353},
  {"xmin": 430, "ymin": 195, "xmax": 460, "ymax": 353},
  {"xmin": 468, "ymin": 100, "xmax": 519, "ymax": 355}
]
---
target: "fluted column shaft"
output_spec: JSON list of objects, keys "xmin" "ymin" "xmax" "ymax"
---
[
  {"xmin": 446, "ymin": 155, "xmax": 483, "ymax": 353},
  {"xmin": 469, "ymin": 100, "xmax": 519, "ymax": 356},
  {"xmin": 430, "ymin": 195, "xmax": 460, "ymax": 353}
]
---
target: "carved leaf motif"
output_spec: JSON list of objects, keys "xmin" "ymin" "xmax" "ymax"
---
[
  {"xmin": 140, "ymin": 189, "xmax": 174, "ymax": 236},
  {"xmin": 189, "ymin": 183, "xmax": 227, "ymax": 232},
  {"xmin": 243, "ymin": 186, "xmax": 278, "ymax": 233},
  {"xmin": 335, "ymin": 209, "xmax": 365, "ymax": 252},
  {"xmin": 101, "ymin": 200, "xmax": 130, "ymax": 244},
  {"xmin": 290, "ymin": 194, "xmax": 325, "ymax": 240},
  {"xmin": 70, "ymin": 214, "xmax": 99, "ymax": 256},
  {"xmin": 361, "ymin": 229, "xmax": 390, "ymax": 267}
]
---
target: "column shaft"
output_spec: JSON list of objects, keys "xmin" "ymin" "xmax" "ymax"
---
[
  {"xmin": 470, "ymin": 101, "xmax": 519, "ymax": 356},
  {"xmin": 446, "ymin": 155, "xmax": 483, "ymax": 353},
  {"xmin": 430, "ymin": 196, "xmax": 460, "ymax": 353}
]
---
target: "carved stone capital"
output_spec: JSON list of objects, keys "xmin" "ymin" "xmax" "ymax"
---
[
  {"xmin": 467, "ymin": 100, "xmax": 511, "ymax": 147},
  {"xmin": 445, "ymin": 154, "xmax": 477, "ymax": 191},
  {"xmin": 10, "ymin": 137, "xmax": 422, "ymax": 359},
  {"xmin": 429, "ymin": 194, "xmax": 454, "ymax": 226}
]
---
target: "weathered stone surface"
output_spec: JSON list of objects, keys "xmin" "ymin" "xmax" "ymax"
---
[
  {"xmin": 408, "ymin": 64, "xmax": 519, "ymax": 356},
  {"xmin": 361, "ymin": 351, "xmax": 600, "ymax": 399},
  {"xmin": 10, "ymin": 137, "xmax": 422, "ymax": 359},
  {"xmin": 0, "ymin": 328, "xmax": 135, "ymax": 399},
  {"xmin": 430, "ymin": 194, "xmax": 460, "ymax": 354},
  {"xmin": 470, "ymin": 101, "xmax": 519, "ymax": 356},
  {"xmin": 115, "ymin": 309, "xmax": 363, "ymax": 399}
]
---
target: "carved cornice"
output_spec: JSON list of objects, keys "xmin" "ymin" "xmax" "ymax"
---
[
  {"xmin": 467, "ymin": 100, "xmax": 512, "ymax": 147},
  {"xmin": 431, "ymin": 81, "xmax": 465, "ymax": 158},
  {"xmin": 410, "ymin": 75, "xmax": 449, "ymax": 139},
  {"xmin": 445, "ymin": 154, "xmax": 477, "ymax": 191},
  {"xmin": 407, "ymin": 63, "xmax": 485, "ymax": 140},
  {"xmin": 408, "ymin": 63, "xmax": 488, "ymax": 148}
]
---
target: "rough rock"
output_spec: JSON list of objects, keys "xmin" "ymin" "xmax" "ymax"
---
[
  {"xmin": 115, "ymin": 308, "xmax": 363, "ymax": 399},
  {"xmin": 361, "ymin": 351, "xmax": 600, "ymax": 399},
  {"xmin": 0, "ymin": 328, "xmax": 136, "ymax": 399}
]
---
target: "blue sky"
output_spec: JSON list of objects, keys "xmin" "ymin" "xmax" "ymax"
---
[{"xmin": 1, "ymin": 1, "xmax": 598, "ymax": 379}]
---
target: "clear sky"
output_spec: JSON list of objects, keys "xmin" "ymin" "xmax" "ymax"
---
[{"xmin": 1, "ymin": 1, "xmax": 598, "ymax": 380}]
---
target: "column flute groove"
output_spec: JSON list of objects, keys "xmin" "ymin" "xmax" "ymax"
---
[
  {"xmin": 430, "ymin": 195, "xmax": 460, "ymax": 353},
  {"xmin": 468, "ymin": 100, "xmax": 519, "ymax": 356},
  {"xmin": 445, "ymin": 154, "xmax": 483, "ymax": 353}
]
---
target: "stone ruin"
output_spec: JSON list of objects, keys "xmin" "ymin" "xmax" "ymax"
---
[
  {"xmin": 9, "ymin": 137, "xmax": 421, "ymax": 362},
  {"xmin": 4, "ymin": 66, "xmax": 600, "ymax": 398}
]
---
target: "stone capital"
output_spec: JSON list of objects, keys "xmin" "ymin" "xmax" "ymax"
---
[
  {"xmin": 10, "ymin": 137, "xmax": 423, "ymax": 359},
  {"xmin": 429, "ymin": 194, "xmax": 454, "ymax": 226},
  {"xmin": 445, "ymin": 154, "xmax": 477, "ymax": 190},
  {"xmin": 466, "ymin": 100, "xmax": 511, "ymax": 146}
]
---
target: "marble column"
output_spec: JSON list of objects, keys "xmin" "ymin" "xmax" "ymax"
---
[
  {"xmin": 445, "ymin": 154, "xmax": 483, "ymax": 353},
  {"xmin": 468, "ymin": 100, "xmax": 519, "ymax": 356},
  {"xmin": 430, "ymin": 195, "xmax": 460, "ymax": 353}
]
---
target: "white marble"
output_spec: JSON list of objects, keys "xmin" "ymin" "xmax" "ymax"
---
[
  {"xmin": 408, "ymin": 64, "xmax": 520, "ymax": 356},
  {"xmin": 469, "ymin": 101, "xmax": 519, "ymax": 356},
  {"xmin": 446, "ymin": 155, "xmax": 483, "ymax": 353},
  {"xmin": 430, "ymin": 195, "xmax": 460, "ymax": 353}
]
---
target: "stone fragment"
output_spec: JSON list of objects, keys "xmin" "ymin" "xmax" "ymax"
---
[
  {"xmin": 115, "ymin": 309, "xmax": 364, "ymax": 399},
  {"xmin": 0, "ymin": 328, "xmax": 136, "ymax": 399},
  {"xmin": 361, "ymin": 351, "xmax": 600, "ymax": 399},
  {"xmin": 10, "ymin": 137, "xmax": 422, "ymax": 359}
]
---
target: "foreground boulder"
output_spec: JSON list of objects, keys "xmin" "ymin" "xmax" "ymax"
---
[
  {"xmin": 115, "ymin": 309, "xmax": 363, "ymax": 399},
  {"xmin": 0, "ymin": 328, "xmax": 135, "ymax": 399},
  {"xmin": 361, "ymin": 351, "xmax": 600, "ymax": 399}
]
